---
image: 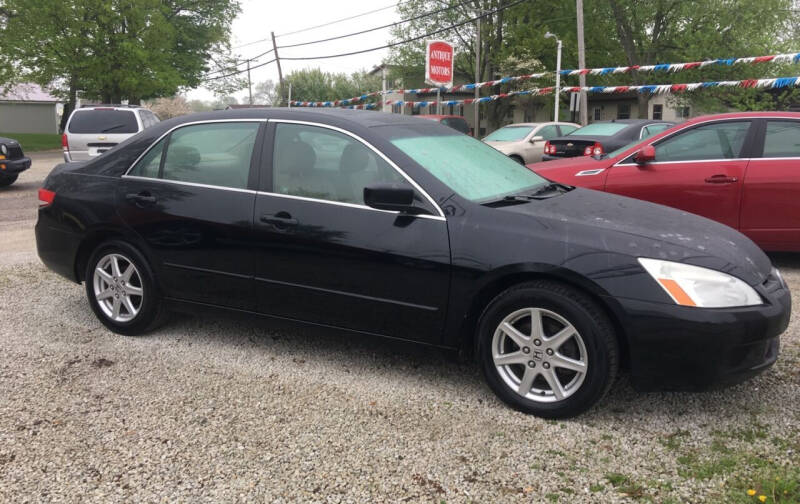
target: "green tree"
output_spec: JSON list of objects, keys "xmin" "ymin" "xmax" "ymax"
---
[
  {"xmin": 283, "ymin": 68, "xmax": 381, "ymax": 104},
  {"xmin": 0, "ymin": 0, "xmax": 241, "ymax": 130}
]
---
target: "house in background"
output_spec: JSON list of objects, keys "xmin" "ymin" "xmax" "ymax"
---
[{"xmin": 0, "ymin": 84, "xmax": 63, "ymax": 134}]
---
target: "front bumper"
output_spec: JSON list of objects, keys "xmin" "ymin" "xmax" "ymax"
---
[
  {"xmin": 610, "ymin": 286, "xmax": 791, "ymax": 391},
  {"xmin": 0, "ymin": 156, "xmax": 32, "ymax": 175}
]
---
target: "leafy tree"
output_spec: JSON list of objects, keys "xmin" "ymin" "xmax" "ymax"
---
[
  {"xmin": 0, "ymin": 0, "xmax": 241, "ymax": 130},
  {"xmin": 283, "ymin": 68, "xmax": 381, "ymax": 104},
  {"xmin": 252, "ymin": 79, "xmax": 281, "ymax": 106}
]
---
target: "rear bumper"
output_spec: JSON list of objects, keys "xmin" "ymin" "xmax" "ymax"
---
[
  {"xmin": 35, "ymin": 216, "xmax": 82, "ymax": 283},
  {"xmin": 1, "ymin": 156, "xmax": 32, "ymax": 175},
  {"xmin": 611, "ymin": 286, "xmax": 791, "ymax": 391}
]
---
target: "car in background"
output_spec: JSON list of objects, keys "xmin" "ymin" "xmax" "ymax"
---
[
  {"xmin": 419, "ymin": 114, "xmax": 471, "ymax": 135},
  {"xmin": 0, "ymin": 136, "xmax": 32, "ymax": 187},
  {"xmin": 530, "ymin": 112, "xmax": 800, "ymax": 251},
  {"xmin": 62, "ymin": 105, "xmax": 160, "ymax": 162},
  {"xmin": 541, "ymin": 119, "xmax": 674, "ymax": 161},
  {"xmin": 483, "ymin": 122, "xmax": 580, "ymax": 164}
]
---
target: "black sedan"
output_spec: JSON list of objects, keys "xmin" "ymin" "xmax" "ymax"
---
[
  {"xmin": 35, "ymin": 109, "xmax": 789, "ymax": 418},
  {"xmin": 0, "ymin": 136, "xmax": 32, "ymax": 187},
  {"xmin": 541, "ymin": 119, "xmax": 675, "ymax": 161}
]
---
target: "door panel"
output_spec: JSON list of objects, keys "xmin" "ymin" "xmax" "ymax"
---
[
  {"xmin": 740, "ymin": 120, "xmax": 800, "ymax": 250},
  {"xmin": 605, "ymin": 121, "xmax": 752, "ymax": 229}
]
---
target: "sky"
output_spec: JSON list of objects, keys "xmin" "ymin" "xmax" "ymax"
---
[{"xmin": 186, "ymin": 0, "xmax": 400, "ymax": 103}]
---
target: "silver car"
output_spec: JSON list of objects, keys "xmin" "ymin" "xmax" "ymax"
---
[
  {"xmin": 62, "ymin": 106, "xmax": 160, "ymax": 162},
  {"xmin": 483, "ymin": 122, "xmax": 580, "ymax": 164}
]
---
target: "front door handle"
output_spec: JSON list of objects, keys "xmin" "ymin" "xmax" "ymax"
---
[
  {"xmin": 260, "ymin": 212, "xmax": 298, "ymax": 228},
  {"xmin": 704, "ymin": 174, "xmax": 738, "ymax": 184},
  {"xmin": 125, "ymin": 191, "xmax": 157, "ymax": 205}
]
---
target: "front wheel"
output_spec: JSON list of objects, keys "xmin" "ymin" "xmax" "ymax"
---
[
  {"xmin": 85, "ymin": 241, "xmax": 167, "ymax": 335},
  {"xmin": 478, "ymin": 280, "xmax": 619, "ymax": 418},
  {"xmin": 0, "ymin": 174, "xmax": 18, "ymax": 187}
]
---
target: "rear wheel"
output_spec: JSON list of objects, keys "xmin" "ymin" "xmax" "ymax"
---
[
  {"xmin": 478, "ymin": 280, "xmax": 618, "ymax": 418},
  {"xmin": 85, "ymin": 240, "xmax": 167, "ymax": 335},
  {"xmin": 0, "ymin": 174, "xmax": 18, "ymax": 187}
]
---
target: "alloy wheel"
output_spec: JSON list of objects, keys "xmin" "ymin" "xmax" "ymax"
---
[{"xmin": 92, "ymin": 253, "xmax": 144, "ymax": 323}]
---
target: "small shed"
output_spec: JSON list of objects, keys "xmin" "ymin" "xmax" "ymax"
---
[{"xmin": 0, "ymin": 84, "xmax": 62, "ymax": 134}]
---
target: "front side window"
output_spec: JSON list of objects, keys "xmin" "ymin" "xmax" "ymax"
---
[
  {"xmin": 763, "ymin": 121, "xmax": 800, "ymax": 158},
  {"xmin": 536, "ymin": 125, "xmax": 560, "ymax": 140},
  {"xmin": 484, "ymin": 126, "xmax": 535, "ymax": 142},
  {"xmin": 641, "ymin": 124, "xmax": 671, "ymax": 139},
  {"xmin": 272, "ymin": 123, "xmax": 404, "ymax": 205},
  {"xmin": 654, "ymin": 121, "xmax": 751, "ymax": 162},
  {"xmin": 389, "ymin": 132, "xmax": 548, "ymax": 202}
]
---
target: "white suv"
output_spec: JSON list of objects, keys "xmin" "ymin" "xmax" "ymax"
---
[{"xmin": 62, "ymin": 106, "xmax": 160, "ymax": 162}]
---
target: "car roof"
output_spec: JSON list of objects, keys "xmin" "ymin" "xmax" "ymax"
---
[{"xmin": 683, "ymin": 111, "xmax": 800, "ymax": 124}]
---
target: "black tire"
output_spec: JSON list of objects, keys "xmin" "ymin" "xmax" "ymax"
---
[
  {"xmin": 84, "ymin": 240, "xmax": 167, "ymax": 336},
  {"xmin": 478, "ymin": 280, "xmax": 618, "ymax": 419},
  {"xmin": 0, "ymin": 174, "xmax": 18, "ymax": 187},
  {"xmin": 509, "ymin": 155, "xmax": 525, "ymax": 165}
]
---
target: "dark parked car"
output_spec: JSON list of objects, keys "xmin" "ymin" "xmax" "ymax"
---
[
  {"xmin": 542, "ymin": 119, "xmax": 674, "ymax": 161},
  {"xmin": 0, "ymin": 136, "xmax": 32, "ymax": 187},
  {"xmin": 419, "ymin": 114, "xmax": 472, "ymax": 135},
  {"xmin": 36, "ymin": 109, "xmax": 790, "ymax": 418}
]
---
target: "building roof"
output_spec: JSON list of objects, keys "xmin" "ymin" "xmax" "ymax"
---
[{"xmin": 0, "ymin": 83, "xmax": 60, "ymax": 103}]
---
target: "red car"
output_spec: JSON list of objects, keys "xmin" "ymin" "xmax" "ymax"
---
[{"xmin": 529, "ymin": 112, "xmax": 800, "ymax": 251}]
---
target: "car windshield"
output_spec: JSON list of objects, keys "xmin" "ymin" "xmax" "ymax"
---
[
  {"xmin": 389, "ymin": 132, "xmax": 548, "ymax": 202},
  {"xmin": 483, "ymin": 126, "xmax": 535, "ymax": 142},
  {"xmin": 567, "ymin": 122, "xmax": 628, "ymax": 136},
  {"xmin": 68, "ymin": 109, "xmax": 138, "ymax": 134}
]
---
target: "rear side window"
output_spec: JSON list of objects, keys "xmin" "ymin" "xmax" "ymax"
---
[
  {"xmin": 68, "ymin": 109, "xmax": 138, "ymax": 134},
  {"xmin": 763, "ymin": 121, "xmax": 800, "ymax": 157},
  {"xmin": 654, "ymin": 121, "xmax": 751, "ymax": 162},
  {"xmin": 129, "ymin": 140, "xmax": 164, "ymax": 178},
  {"xmin": 567, "ymin": 122, "xmax": 628, "ymax": 136},
  {"xmin": 441, "ymin": 117, "xmax": 470, "ymax": 134},
  {"xmin": 559, "ymin": 125, "xmax": 578, "ymax": 135},
  {"xmin": 161, "ymin": 123, "xmax": 259, "ymax": 189}
]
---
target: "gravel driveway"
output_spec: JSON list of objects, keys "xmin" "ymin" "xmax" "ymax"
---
[{"xmin": 1, "ymin": 153, "xmax": 798, "ymax": 503}]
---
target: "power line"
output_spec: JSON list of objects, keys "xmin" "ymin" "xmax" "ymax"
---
[
  {"xmin": 279, "ymin": 0, "xmax": 531, "ymax": 61},
  {"xmin": 276, "ymin": 0, "xmax": 476, "ymax": 50},
  {"xmin": 232, "ymin": 1, "xmax": 399, "ymax": 49},
  {"xmin": 202, "ymin": 58, "xmax": 277, "ymax": 82},
  {"xmin": 201, "ymin": 48, "xmax": 275, "ymax": 79}
]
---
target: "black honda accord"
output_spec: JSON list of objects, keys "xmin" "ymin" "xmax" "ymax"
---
[{"xmin": 35, "ymin": 109, "xmax": 790, "ymax": 418}]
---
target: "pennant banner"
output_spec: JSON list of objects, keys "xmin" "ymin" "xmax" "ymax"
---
[
  {"xmin": 290, "ymin": 76, "xmax": 800, "ymax": 109},
  {"xmin": 560, "ymin": 52, "xmax": 800, "ymax": 77}
]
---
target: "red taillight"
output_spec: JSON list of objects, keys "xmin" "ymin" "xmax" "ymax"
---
[
  {"xmin": 38, "ymin": 188, "xmax": 56, "ymax": 207},
  {"xmin": 584, "ymin": 142, "xmax": 604, "ymax": 157},
  {"xmin": 544, "ymin": 141, "xmax": 552, "ymax": 155},
  {"xmin": 61, "ymin": 134, "xmax": 68, "ymax": 151}
]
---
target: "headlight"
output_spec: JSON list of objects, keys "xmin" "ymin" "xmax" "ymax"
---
[
  {"xmin": 638, "ymin": 258, "xmax": 761, "ymax": 308},
  {"xmin": 0, "ymin": 144, "xmax": 7, "ymax": 155}
]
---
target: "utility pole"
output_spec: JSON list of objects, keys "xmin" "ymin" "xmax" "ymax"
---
[
  {"xmin": 473, "ymin": 12, "xmax": 481, "ymax": 138},
  {"xmin": 271, "ymin": 31, "xmax": 285, "ymax": 105},
  {"xmin": 576, "ymin": 0, "xmax": 588, "ymax": 125},
  {"xmin": 246, "ymin": 60, "xmax": 253, "ymax": 105},
  {"xmin": 545, "ymin": 32, "xmax": 562, "ymax": 121}
]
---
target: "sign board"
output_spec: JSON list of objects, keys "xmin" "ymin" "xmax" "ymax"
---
[{"xmin": 425, "ymin": 40, "xmax": 454, "ymax": 88}]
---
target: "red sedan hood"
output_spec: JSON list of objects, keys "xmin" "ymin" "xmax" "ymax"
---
[{"xmin": 526, "ymin": 156, "xmax": 613, "ymax": 188}]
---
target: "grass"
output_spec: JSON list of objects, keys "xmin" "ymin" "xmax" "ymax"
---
[{"xmin": 0, "ymin": 132, "xmax": 61, "ymax": 152}]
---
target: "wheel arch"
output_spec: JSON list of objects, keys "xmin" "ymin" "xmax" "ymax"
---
[
  {"xmin": 457, "ymin": 265, "xmax": 631, "ymax": 368},
  {"xmin": 74, "ymin": 228, "xmax": 152, "ymax": 284}
]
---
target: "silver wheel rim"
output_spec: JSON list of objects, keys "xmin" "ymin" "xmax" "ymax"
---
[
  {"xmin": 492, "ymin": 308, "xmax": 588, "ymax": 403},
  {"xmin": 92, "ymin": 253, "xmax": 144, "ymax": 323}
]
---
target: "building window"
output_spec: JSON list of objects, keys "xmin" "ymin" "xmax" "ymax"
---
[
  {"xmin": 676, "ymin": 106, "xmax": 690, "ymax": 119},
  {"xmin": 652, "ymin": 104, "xmax": 663, "ymax": 120},
  {"xmin": 593, "ymin": 107, "xmax": 602, "ymax": 121},
  {"xmin": 617, "ymin": 103, "xmax": 631, "ymax": 120}
]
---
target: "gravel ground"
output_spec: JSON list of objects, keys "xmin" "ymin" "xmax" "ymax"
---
[{"xmin": 0, "ymin": 153, "xmax": 798, "ymax": 503}]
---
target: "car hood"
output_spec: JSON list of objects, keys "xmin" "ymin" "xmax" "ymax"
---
[
  {"xmin": 499, "ymin": 188, "xmax": 771, "ymax": 286},
  {"xmin": 484, "ymin": 141, "xmax": 519, "ymax": 153}
]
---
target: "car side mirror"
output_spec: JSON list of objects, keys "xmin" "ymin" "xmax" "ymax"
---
[
  {"xmin": 634, "ymin": 145, "xmax": 656, "ymax": 164},
  {"xmin": 530, "ymin": 135, "xmax": 544, "ymax": 144},
  {"xmin": 364, "ymin": 183, "xmax": 419, "ymax": 214}
]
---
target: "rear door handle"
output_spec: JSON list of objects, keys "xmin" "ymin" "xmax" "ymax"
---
[
  {"xmin": 260, "ymin": 212, "xmax": 298, "ymax": 228},
  {"xmin": 704, "ymin": 175, "xmax": 738, "ymax": 184},
  {"xmin": 125, "ymin": 192, "xmax": 157, "ymax": 205}
]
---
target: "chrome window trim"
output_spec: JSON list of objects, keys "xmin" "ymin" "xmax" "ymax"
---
[
  {"xmin": 123, "ymin": 119, "xmax": 268, "ymax": 177},
  {"xmin": 255, "ymin": 191, "xmax": 445, "ymax": 221},
  {"xmin": 614, "ymin": 117, "xmax": 763, "ymax": 167},
  {"xmin": 267, "ymin": 118, "xmax": 446, "ymax": 220},
  {"xmin": 121, "ymin": 174, "xmax": 257, "ymax": 194},
  {"xmin": 749, "ymin": 157, "xmax": 800, "ymax": 161}
]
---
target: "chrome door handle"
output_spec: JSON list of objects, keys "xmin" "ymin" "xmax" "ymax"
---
[{"xmin": 704, "ymin": 175, "xmax": 738, "ymax": 184}]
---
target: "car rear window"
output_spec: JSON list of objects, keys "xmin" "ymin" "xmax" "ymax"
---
[
  {"xmin": 567, "ymin": 122, "xmax": 628, "ymax": 136},
  {"xmin": 68, "ymin": 109, "xmax": 138, "ymax": 134},
  {"xmin": 484, "ymin": 126, "xmax": 535, "ymax": 142}
]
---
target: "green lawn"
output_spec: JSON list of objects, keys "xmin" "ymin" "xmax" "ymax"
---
[{"xmin": 0, "ymin": 132, "xmax": 61, "ymax": 152}]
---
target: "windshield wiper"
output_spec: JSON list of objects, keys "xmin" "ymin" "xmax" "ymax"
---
[
  {"xmin": 100, "ymin": 124, "xmax": 127, "ymax": 133},
  {"xmin": 481, "ymin": 195, "xmax": 532, "ymax": 207},
  {"xmin": 524, "ymin": 182, "xmax": 573, "ymax": 199}
]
